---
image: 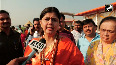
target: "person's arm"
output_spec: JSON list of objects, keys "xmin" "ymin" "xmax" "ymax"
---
[{"xmin": 7, "ymin": 56, "xmax": 28, "ymax": 65}]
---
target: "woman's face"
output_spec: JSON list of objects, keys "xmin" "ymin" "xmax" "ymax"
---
[
  {"xmin": 100, "ymin": 20, "xmax": 116, "ymax": 44},
  {"xmin": 40, "ymin": 12, "xmax": 59, "ymax": 36}
]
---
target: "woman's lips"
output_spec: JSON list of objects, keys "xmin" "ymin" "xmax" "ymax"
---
[{"xmin": 47, "ymin": 27, "xmax": 53, "ymax": 30}]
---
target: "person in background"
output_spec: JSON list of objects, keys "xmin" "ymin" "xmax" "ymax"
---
[
  {"xmin": 24, "ymin": 7, "xmax": 84, "ymax": 65},
  {"xmin": 86, "ymin": 16, "xmax": 116, "ymax": 65},
  {"xmin": 31, "ymin": 18, "xmax": 42, "ymax": 35},
  {"xmin": 11, "ymin": 26, "xmax": 15, "ymax": 31},
  {"xmin": 18, "ymin": 25, "xmax": 23, "ymax": 33},
  {"xmin": 25, "ymin": 18, "xmax": 42, "ymax": 47},
  {"xmin": 77, "ymin": 19, "xmax": 100, "ymax": 61},
  {"xmin": 71, "ymin": 20, "xmax": 83, "ymax": 45},
  {"xmin": 18, "ymin": 30, "xmax": 26, "ymax": 50},
  {"xmin": 59, "ymin": 13, "xmax": 75, "ymax": 44},
  {"xmin": 24, "ymin": 26, "xmax": 29, "ymax": 36},
  {"xmin": 0, "ymin": 10, "xmax": 23, "ymax": 65},
  {"xmin": 26, "ymin": 18, "xmax": 42, "ymax": 39}
]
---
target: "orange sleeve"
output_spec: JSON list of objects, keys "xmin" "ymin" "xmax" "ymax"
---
[
  {"xmin": 64, "ymin": 37, "xmax": 85, "ymax": 65},
  {"xmin": 55, "ymin": 37, "xmax": 85, "ymax": 65},
  {"xmin": 68, "ymin": 45, "xmax": 85, "ymax": 65}
]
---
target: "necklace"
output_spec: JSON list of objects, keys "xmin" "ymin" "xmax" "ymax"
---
[{"xmin": 40, "ymin": 35, "xmax": 59, "ymax": 65}]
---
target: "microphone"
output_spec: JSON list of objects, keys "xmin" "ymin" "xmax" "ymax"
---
[{"xmin": 22, "ymin": 38, "xmax": 46, "ymax": 65}]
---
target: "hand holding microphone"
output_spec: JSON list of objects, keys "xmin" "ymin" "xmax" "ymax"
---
[
  {"xmin": 22, "ymin": 38, "xmax": 46, "ymax": 65},
  {"xmin": 7, "ymin": 56, "xmax": 28, "ymax": 65}
]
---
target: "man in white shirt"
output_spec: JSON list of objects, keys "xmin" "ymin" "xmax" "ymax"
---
[{"xmin": 71, "ymin": 21, "xmax": 83, "ymax": 45}]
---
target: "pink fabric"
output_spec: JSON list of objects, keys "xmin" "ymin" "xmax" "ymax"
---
[{"xmin": 21, "ymin": 33, "xmax": 26, "ymax": 50}]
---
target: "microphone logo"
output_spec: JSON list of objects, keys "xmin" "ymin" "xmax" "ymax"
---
[
  {"xmin": 29, "ymin": 40, "xmax": 44, "ymax": 49},
  {"xmin": 28, "ymin": 38, "xmax": 46, "ymax": 52}
]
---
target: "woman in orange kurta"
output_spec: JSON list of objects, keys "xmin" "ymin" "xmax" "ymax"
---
[
  {"xmin": 24, "ymin": 36, "xmax": 84, "ymax": 65},
  {"xmin": 24, "ymin": 7, "xmax": 84, "ymax": 65}
]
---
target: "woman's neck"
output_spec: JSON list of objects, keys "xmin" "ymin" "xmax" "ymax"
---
[
  {"xmin": 102, "ymin": 41, "xmax": 112, "ymax": 45},
  {"xmin": 44, "ymin": 34, "xmax": 56, "ymax": 47},
  {"xmin": 101, "ymin": 40, "xmax": 113, "ymax": 47}
]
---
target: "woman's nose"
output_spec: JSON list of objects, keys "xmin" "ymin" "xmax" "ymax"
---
[
  {"xmin": 104, "ymin": 31, "xmax": 109, "ymax": 37},
  {"xmin": 48, "ymin": 19, "xmax": 52, "ymax": 24}
]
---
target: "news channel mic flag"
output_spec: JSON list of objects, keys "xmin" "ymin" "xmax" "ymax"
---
[{"xmin": 22, "ymin": 38, "xmax": 46, "ymax": 65}]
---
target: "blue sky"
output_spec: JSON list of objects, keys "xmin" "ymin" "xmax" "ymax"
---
[{"xmin": 1, "ymin": 0, "xmax": 115, "ymax": 26}]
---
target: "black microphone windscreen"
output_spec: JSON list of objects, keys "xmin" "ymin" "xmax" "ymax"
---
[{"xmin": 39, "ymin": 38, "xmax": 46, "ymax": 44}]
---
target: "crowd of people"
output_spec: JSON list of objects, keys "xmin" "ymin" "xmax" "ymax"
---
[{"xmin": 0, "ymin": 6, "xmax": 116, "ymax": 65}]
